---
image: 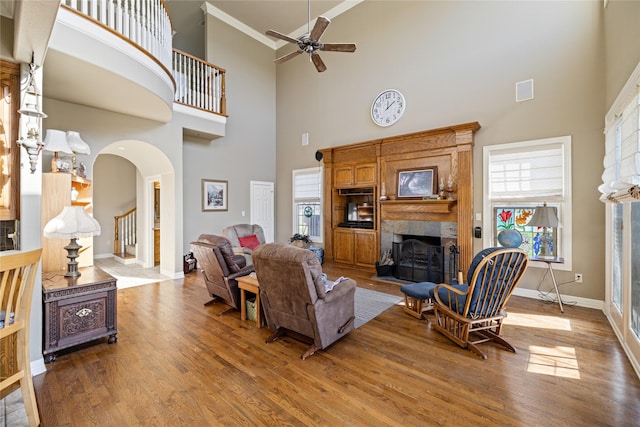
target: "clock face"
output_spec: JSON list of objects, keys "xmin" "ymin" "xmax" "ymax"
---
[{"xmin": 371, "ymin": 89, "xmax": 406, "ymax": 127}]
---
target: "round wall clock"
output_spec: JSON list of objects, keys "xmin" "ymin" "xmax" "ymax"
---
[{"xmin": 371, "ymin": 89, "xmax": 406, "ymax": 127}]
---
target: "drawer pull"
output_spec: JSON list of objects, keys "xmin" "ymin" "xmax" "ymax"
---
[{"xmin": 76, "ymin": 308, "xmax": 92, "ymax": 317}]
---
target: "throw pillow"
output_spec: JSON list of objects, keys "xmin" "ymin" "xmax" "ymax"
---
[{"xmin": 239, "ymin": 234, "xmax": 260, "ymax": 250}]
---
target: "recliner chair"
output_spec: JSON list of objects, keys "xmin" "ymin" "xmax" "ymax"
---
[
  {"xmin": 252, "ymin": 243, "xmax": 356, "ymax": 360},
  {"xmin": 222, "ymin": 224, "xmax": 266, "ymax": 265},
  {"xmin": 190, "ymin": 234, "xmax": 254, "ymax": 312}
]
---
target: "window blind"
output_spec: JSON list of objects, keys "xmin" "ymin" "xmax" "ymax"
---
[
  {"xmin": 488, "ymin": 143, "xmax": 565, "ymax": 201},
  {"xmin": 294, "ymin": 170, "xmax": 321, "ymax": 200},
  {"xmin": 600, "ymin": 62, "xmax": 640, "ymax": 203}
]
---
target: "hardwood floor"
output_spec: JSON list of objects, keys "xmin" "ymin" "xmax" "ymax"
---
[{"xmin": 33, "ymin": 264, "xmax": 640, "ymax": 426}]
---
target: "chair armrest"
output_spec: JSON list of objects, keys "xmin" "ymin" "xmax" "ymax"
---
[
  {"xmin": 322, "ymin": 278, "xmax": 357, "ymax": 303},
  {"xmin": 228, "ymin": 264, "xmax": 255, "ymax": 280},
  {"xmin": 433, "ymin": 282, "xmax": 470, "ymax": 314},
  {"xmin": 232, "ymin": 247, "xmax": 251, "ymax": 256}
]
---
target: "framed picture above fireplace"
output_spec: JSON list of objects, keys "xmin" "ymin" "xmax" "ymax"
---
[{"xmin": 397, "ymin": 167, "xmax": 438, "ymax": 198}]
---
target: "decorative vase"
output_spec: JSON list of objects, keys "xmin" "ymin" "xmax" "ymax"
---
[{"xmin": 498, "ymin": 228, "xmax": 523, "ymax": 248}]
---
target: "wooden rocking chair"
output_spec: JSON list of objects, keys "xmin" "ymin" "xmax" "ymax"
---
[{"xmin": 432, "ymin": 247, "xmax": 529, "ymax": 359}]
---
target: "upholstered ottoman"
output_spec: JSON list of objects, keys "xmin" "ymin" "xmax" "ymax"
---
[{"xmin": 400, "ymin": 282, "xmax": 436, "ymax": 319}]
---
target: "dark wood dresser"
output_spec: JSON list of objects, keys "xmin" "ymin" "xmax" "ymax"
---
[{"xmin": 42, "ymin": 266, "xmax": 118, "ymax": 362}]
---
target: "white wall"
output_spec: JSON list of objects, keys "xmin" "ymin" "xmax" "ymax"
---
[{"xmin": 180, "ymin": 8, "xmax": 277, "ymax": 247}]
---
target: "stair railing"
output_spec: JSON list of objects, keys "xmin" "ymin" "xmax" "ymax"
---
[{"xmin": 114, "ymin": 207, "xmax": 137, "ymax": 256}]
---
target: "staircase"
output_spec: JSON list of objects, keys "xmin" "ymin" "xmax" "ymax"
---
[{"xmin": 114, "ymin": 208, "xmax": 137, "ymax": 264}]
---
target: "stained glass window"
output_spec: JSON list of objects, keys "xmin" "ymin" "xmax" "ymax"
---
[{"xmin": 493, "ymin": 206, "xmax": 557, "ymax": 258}]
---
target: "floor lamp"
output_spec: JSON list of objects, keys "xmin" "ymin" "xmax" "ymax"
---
[
  {"xmin": 528, "ymin": 202, "xmax": 559, "ymax": 259},
  {"xmin": 43, "ymin": 206, "xmax": 101, "ymax": 277}
]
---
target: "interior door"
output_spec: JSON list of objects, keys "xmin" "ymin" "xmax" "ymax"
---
[{"xmin": 250, "ymin": 181, "xmax": 274, "ymax": 243}]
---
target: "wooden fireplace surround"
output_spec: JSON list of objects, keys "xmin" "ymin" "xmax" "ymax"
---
[{"xmin": 320, "ymin": 122, "xmax": 480, "ymax": 276}]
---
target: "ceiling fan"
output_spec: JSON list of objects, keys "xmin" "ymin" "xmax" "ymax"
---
[{"xmin": 265, "ymin": 0, "xmax": 356, "ymax": 72}]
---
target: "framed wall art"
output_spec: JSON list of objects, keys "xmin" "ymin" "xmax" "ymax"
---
[
  {"xmin": 397, "ymin": 167, "xmax": 438, "ymax": 198},
  {"xmin": 202, "ymin": 179, "xmax": 228, "ymax": 211}
]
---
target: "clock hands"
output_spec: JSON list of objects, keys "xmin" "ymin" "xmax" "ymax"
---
[{"xmin": 385, "ymin": 100, "xmax": 396, "ymax": 112}]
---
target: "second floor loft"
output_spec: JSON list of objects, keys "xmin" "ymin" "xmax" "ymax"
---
[{"xmin": 4, "ymin": 0, "xmax": 226, "ymax": 132}]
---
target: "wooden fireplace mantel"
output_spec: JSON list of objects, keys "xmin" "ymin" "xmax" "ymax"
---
[{"xmin": 320, "ymin": 122, "xmax": 480, "ymax": 276}]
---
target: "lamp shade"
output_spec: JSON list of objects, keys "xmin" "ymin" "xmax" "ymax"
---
[
  {"xmin": 43, "ymin": 129, "xmax": 73, "ymax": 154},
  {"xmin": 528, "ymin": 203, "xmax": 559, "ymax": 228},
  {"xmin": 66, "ymin": 131, "xmax": 91, "ymax": 155},
  {"xmin": 43, "ymin": 206, "xmax": 101, "ymax": 239}
]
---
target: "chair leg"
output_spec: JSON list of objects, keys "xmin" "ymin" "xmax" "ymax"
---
[
  {"xmin": 301, "ymin": 344, "xmax": 319, "ymax": 360},
  {"xmin": 18, "ymin": 332, "xmax": 40, "ymax": 426},
  {"xmin": 265, "ymin": 327, "xmax": 286, "ymax": 344}
]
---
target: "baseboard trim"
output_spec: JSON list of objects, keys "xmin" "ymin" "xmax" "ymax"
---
[{"xmin": 512, "ymin": 287, "xmax": 604, "ymax": 310}]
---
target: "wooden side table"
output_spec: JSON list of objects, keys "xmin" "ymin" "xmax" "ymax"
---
[
  {"xmin": 236, "ymin": 274, "xmax": 262, "ymax": 328},
  {"xmin": 42, "ymin": 266, "xmax": 118, "ymax": 362}
]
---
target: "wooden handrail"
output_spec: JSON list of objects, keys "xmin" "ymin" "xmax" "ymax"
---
[{"xmin": 114, "ymin": 208, "xmax": 137, "ymax": 256}]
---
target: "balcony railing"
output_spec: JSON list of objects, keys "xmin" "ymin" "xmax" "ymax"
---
[
  {"xmin": 61, "ymin": 0, "xmax": 226, "ymax": 116},
  {"xmin": 172, "ymin": 49, "xmax": 226, "ymax": 116}
]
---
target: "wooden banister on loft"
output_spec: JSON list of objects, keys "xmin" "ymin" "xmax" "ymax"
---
[
  {"xmin": 172, "ymin": 49, "xmax": 227, "ymax": 116},
  {"xmin": 114, "ymin": 208, "xmax": 137, "ymax": 257}
]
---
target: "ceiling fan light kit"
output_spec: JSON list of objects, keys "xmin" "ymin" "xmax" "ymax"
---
[{"xmin": 265, "ymin": 2, "xmax": 356, "ymax": 72}]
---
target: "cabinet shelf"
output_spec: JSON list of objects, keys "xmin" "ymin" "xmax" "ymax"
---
[{"xmin": 380, "ymin": 199, "xmax": 457, "ymax": 213}]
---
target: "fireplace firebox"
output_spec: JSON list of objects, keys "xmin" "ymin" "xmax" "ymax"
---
[{"xmin": 392, "ymin": 239, "xmax": 445, "ymax": 283}]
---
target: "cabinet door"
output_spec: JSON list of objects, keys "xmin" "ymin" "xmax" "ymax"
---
[
  {"xmin": 334, "ymin": 166, "xmax": 354, "ymax": 188},
  {"xmin": 333, "ymin": 229, "xmax": 354, "ymax": 264},
  {"xmin": 354, "ymin": 230, "xmax": 377, "ymax": 267},
  {"xmin": 354, "ymin": 163, "xmax": 376, "ymax": 186}
]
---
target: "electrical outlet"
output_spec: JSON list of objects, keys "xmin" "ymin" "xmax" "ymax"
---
[{"xmin": 575, "ymin": 273, "xmax": 583, "ymax": 283}]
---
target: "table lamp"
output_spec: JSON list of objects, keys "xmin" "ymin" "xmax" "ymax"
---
[
  {"xmin": 43, "ymin": 129, "xmax": 73, "ymax": 172},
  {"xmin": 43, "ymin": 206, "xmax": 101, "ymax": 277},
  {"xmin": 528, "ymin": 202, "xmax": 559, "ymax": 259},
  {"xmin": 66, "ymin": 131, "xmax": 91, "ymax": 176}
]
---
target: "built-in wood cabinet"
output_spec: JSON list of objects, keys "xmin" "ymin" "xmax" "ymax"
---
[
  {"xmin": 334, "ymin": 163, "xmax": 376, "ymax": 188},
  {"xmin": 41, "ymin": 173, "xmax": 94, "ymax": 273},
  {"xmin": 0, "ymin": 61, "xmax": 20, "ymax": 221},
  {"xmin": 320, "ymin": 122, "xmax": 480, "ymax": 274},
  {"xmin": 333, "ymin": 228, "xmax": 355, "ymax": 264},
  {"xmin": 333, "ymin": 228, "xmax": 377, "ymax": 267}
]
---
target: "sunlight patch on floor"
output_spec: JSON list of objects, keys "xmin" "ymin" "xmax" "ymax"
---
[
  {"xmin": 527, "ymin": 345, "xmax": 580, "ymax": 379},
  {"xmin": 504, "ymin": 312, "xmax": 572, "ymax": 331}
]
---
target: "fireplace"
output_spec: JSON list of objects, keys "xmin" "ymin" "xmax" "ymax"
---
[
  {"xmin": 380, "ymin": 219, "xmax": 458, "ymax": 283},
  {"xmin": 392, "ymin": 237, "xmax": 445, "ymax": 283}
]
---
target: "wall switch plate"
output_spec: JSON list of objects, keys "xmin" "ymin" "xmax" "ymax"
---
[
  {"xmin": 475, "ymin": 213, "xmax": 482, "ymax": 221},
  {"xmin": 302, "ymin": 133, "xmax": 309, "ymax": 146}
]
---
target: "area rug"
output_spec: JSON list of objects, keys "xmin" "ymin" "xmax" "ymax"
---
[{"xmin": 354, "ymin": 287, "xmax": 403, "ymax": 328}]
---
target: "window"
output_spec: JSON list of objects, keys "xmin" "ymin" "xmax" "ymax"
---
[
  {"xmin": 602, "ymin": 60, "xmax": 640, "ymax": 381},
  {"xmin": 483, "ymin": 136, "xmax": 572, "ymax": 269},
  {"xmin": 292, "ymin": 167, "xmax": 323, "ymax": 243}
]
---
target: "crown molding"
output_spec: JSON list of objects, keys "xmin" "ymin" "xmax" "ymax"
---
[
  {"xmin": 201, "ymin": 0, "xmax": 364, "ymax": 51},
  {"xmin": 201, "ymin": 2, "xmax": 276, "ymax": 49}
]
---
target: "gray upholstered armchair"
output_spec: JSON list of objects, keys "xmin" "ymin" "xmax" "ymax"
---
[
  {"xmin": 190, "ymin": 234, "xmax": 254, "ymax": 312},
  {"xmin": 222, "ymin": 224, "xmax": 266, "ymax": 265},
  {"xmin": 252, "ymin": 243, "xmax": 356, "ymax": 360}
]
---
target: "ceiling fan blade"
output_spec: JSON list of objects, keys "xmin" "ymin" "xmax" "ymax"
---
[
  {"xmin": 310, "ymin": 16, "xmax": 331, "ymax": 41},
  {"xmin": 266, "ymin": 29, "xmax": 300, "ymax": 45},
  {"xmin": 320, "ymin": 43, "xmax": 357, "ymax": 53},
  {"xmin": 311, "ymin": 53, "xmax": 327, "ymax": 73},
  {"xmin": 275, "ymin": 50, "xmax": 303, "ymax": 64}
]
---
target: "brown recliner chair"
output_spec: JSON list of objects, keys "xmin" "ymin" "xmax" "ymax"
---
[
  {"xmin": 222, "ymin": 224, "xmax": 266, "ymax": 265},
  {"xmin": 190, "ymin": 234, "xmax": 254, "ymax": 312},
  {"xmin": 252, "ymin": 243, "xmax": 356, "ymax": 360}
]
